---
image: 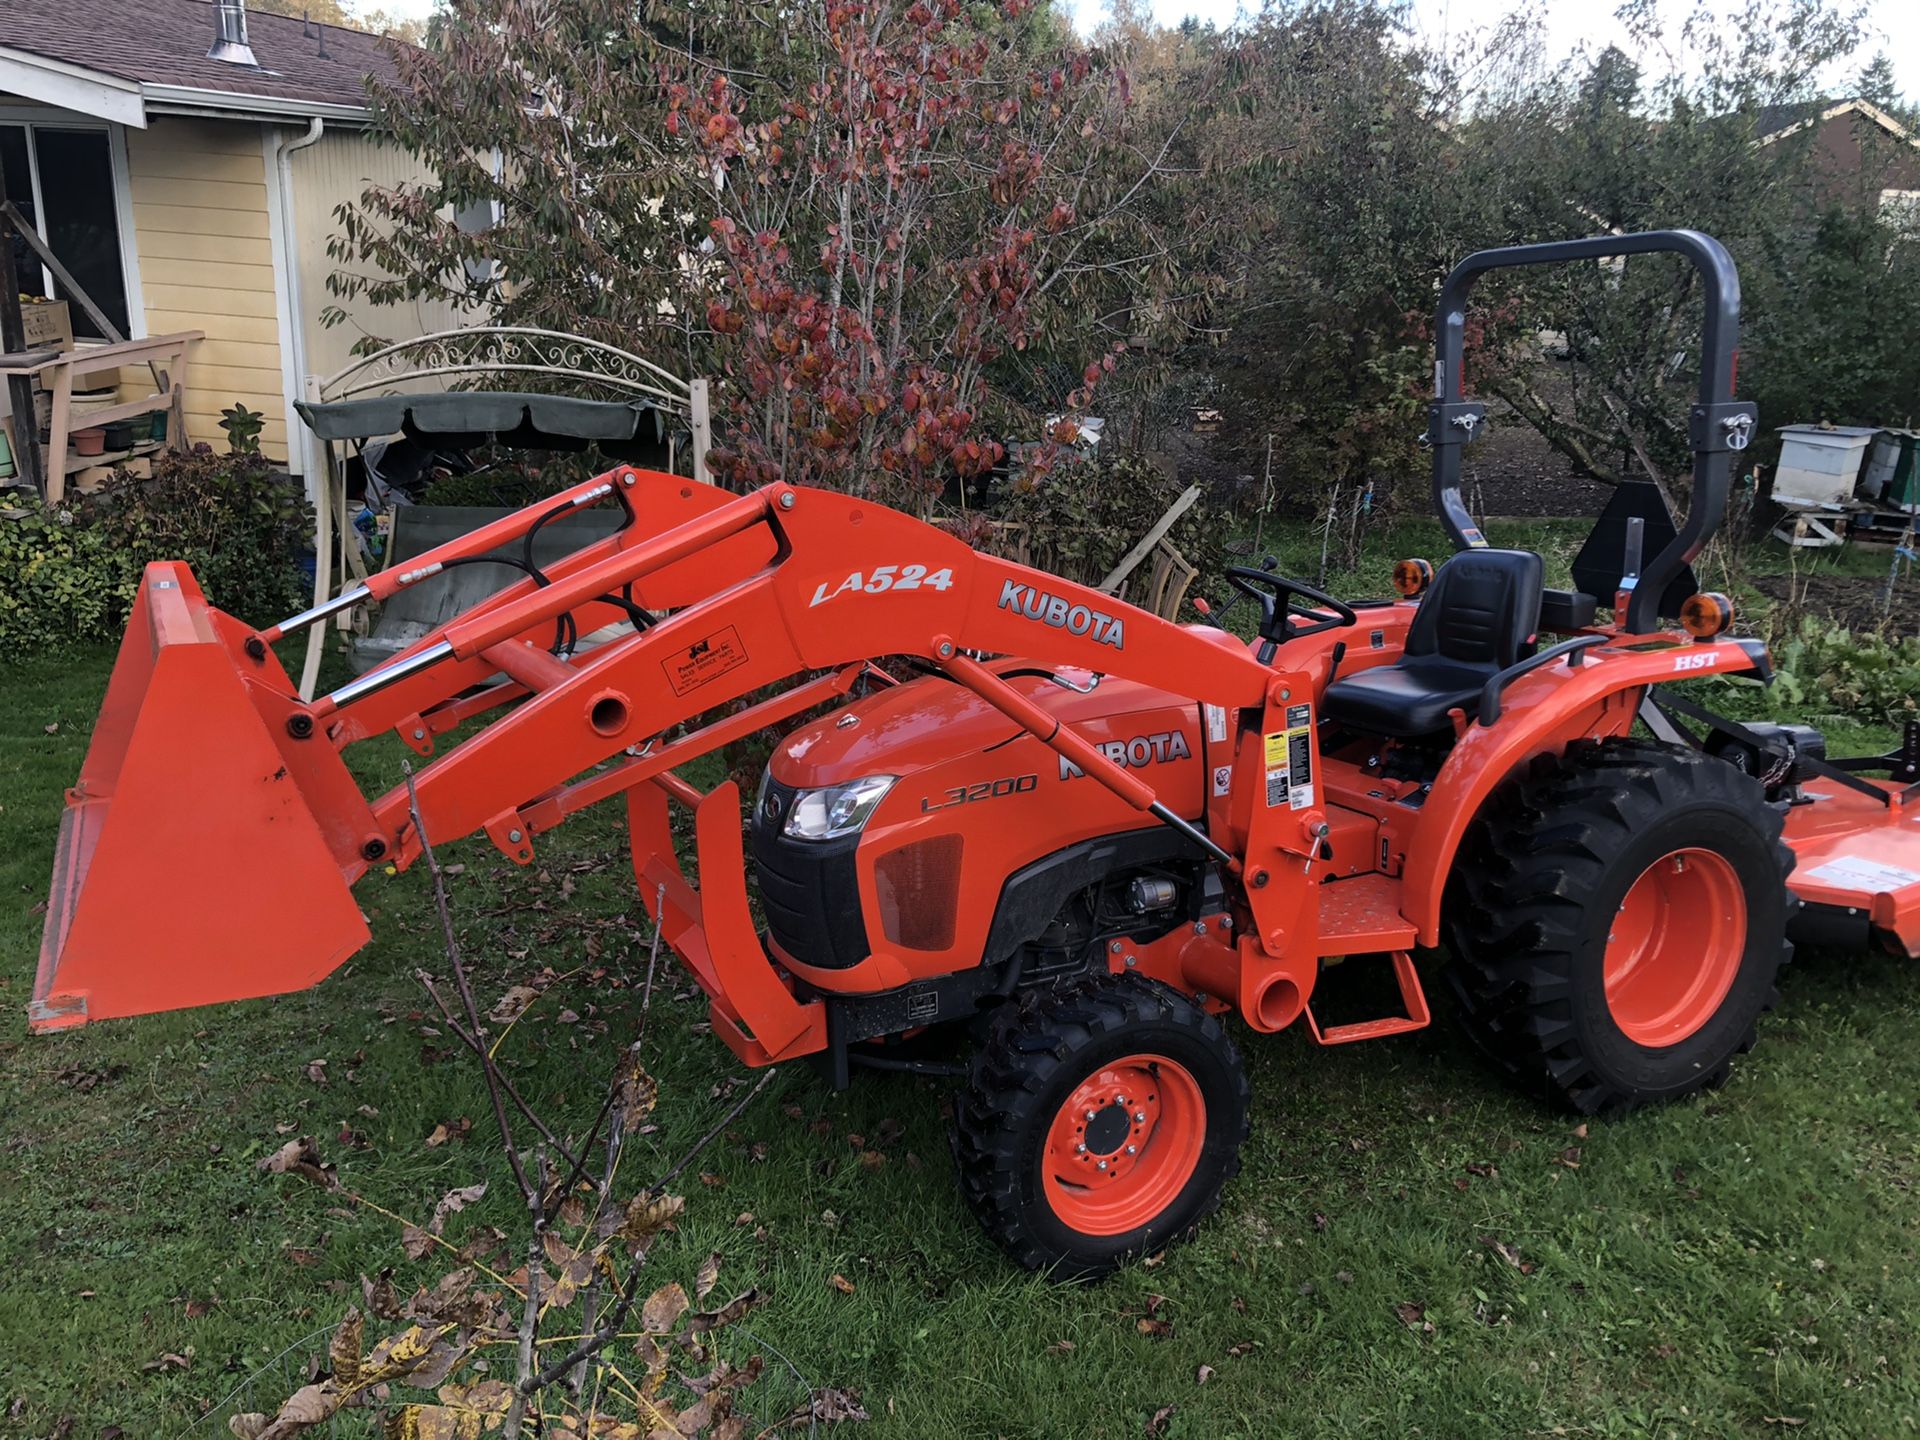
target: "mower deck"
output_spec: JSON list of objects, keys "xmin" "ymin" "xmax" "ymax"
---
[{"xmin": 1783, "ymin": 781, "xmax": 1920, "ymax": 955}]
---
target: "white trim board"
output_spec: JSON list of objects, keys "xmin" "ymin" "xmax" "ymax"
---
[{"xmin": 0, "ymin": 46, "xmax": 144, "ymax": 127}]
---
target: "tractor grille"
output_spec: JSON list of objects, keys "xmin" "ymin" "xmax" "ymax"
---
[
  {"xmin": 874, "ymin": 834, "xmax": 964, "ymax": 952},
  {"xmin": 750, "ymin": 777, "xmax": 870, "ymax": 970}
]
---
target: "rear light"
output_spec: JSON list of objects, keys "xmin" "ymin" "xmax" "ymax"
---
[
  {"xmin": 1680, "ymin": 591, "xmax": 1734, "ymax": 638},
  {"xmin": 1392, "ymin": 558, "xmax": 1433, "ymax": 597}
]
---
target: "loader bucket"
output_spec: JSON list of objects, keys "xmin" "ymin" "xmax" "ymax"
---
[{"xmin": 31, "ymin": 564, "xmax": 371, "ymax": 1032}]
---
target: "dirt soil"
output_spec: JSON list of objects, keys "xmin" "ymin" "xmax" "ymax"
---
[{"xmin": 1752, "ymin": 568, "xmax": 1920, "ymax": 637}]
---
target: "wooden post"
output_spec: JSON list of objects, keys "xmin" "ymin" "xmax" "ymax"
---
[
  {"xmin": 1099, "ymin": 484, "xmax": 1202, "ymax": 593},
  {"xmin": 688, "ymin": 376, "xmax": 713, "ymax": 484},
  {"xmin": 0, "ymin": 212, "xmax": 48, "ymax": 497}
]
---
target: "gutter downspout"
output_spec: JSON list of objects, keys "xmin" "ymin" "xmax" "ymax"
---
[{"xmin": 267, "ymin": 116, "xmax": 329, "ymax": 698}]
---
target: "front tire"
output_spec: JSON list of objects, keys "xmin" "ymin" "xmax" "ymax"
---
[
  {"xmin": 952, "ymin": 975, "xmax": 1249, "ymax": 1278},
  {"xmin": 1446, "ymin": 739, "xmax": 1793, "ymax": 1114}
]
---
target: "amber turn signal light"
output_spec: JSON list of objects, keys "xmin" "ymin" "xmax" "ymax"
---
[
  {"xmin": 1392, "ymin": 558, "xmax": 1433, "ymax": 597},
  {"xmin": 1680, "ymin": 591, "xmax": 1734, "ymax": 638}
]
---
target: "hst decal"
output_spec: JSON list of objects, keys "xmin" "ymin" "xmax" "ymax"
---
[
  {"xmin": 1672, "ymin": 650, "xmax": 1719, "ymax": 673},
  {"xmin": 997, "ymin": 579, "xmax": 1126, "ymax": 650}
]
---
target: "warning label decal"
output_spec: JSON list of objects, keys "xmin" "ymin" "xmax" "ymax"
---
[
  {"xmin": 1263, "ymin": 702, "xmax": 1316, "ymax": 809},
  {"xmin": 663, "ymin": 625, "xmax": 750, "ymax": 696},
  {"xmin": 1803, "ymin": 855, "xmax": 1920, "ymax": 894}
]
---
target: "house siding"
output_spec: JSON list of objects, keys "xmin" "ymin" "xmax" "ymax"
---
[
  {"xmin": 286, "ymin": 128, "xmax": 468, "ymax": 386},
  {"xmin": 126, "ymin": 115, "xmax": 289, "ymax": 459}
]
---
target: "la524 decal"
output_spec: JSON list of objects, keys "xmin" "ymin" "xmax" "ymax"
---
[{"xmin": 810, "ymin": 564, "xmax": 955, "ymax": 607}]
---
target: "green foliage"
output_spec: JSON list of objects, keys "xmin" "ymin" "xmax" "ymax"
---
[
  {"xmin": 0, "ymin": 449, "xmax": 311, "ymax": 652},
  {"xmin": 0, "ymin": 499, "xmax": 125, "ymax": 652},
  {"xmin": 1701, "ymin": 614, "xmax": 1920, "ymax": 727},
  {"xmin": 994, "ymin": 453, "xmax": 1217, "ymax": 593},
  {"xmin": 219, "ymin": 401, "xmax": 267, "ymax": 456}
]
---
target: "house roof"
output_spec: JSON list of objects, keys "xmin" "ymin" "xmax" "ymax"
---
[
  {"xmin": 0, "ymin": 0, "xmax": 404, "ymax": 123},
  {"xmin": 1754, "ymin": 97, "xmax": 1918, "ymax": 147}
]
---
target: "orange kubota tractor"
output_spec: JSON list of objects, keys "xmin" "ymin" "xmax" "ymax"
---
[{"xmin": 34, "ymin": 232, "xmax": 1920, "ymax": 1276}]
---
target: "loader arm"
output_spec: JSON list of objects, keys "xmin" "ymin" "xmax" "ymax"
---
[{"xmin": 33, "ymin": 471, "xmax": 1322, "ymax": 1045}]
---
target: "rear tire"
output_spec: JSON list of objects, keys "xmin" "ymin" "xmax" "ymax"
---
[
  {"xmin": 1446, "ymin": 739, "xmax": 1793, "ymax": 1114},
  {"xmin": 952, "ymin": 975, "xmax": 1249, "ymax": 1278}
]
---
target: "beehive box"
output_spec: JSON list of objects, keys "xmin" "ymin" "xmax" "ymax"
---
[{"xmin": 1772, "ymin": 425, "xmax": 1877, "ymax": 508}]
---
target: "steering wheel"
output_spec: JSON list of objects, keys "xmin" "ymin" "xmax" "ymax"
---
[{"xmin": 1225, "ymin": 565, "xmax": 1359, "ymax": 651}]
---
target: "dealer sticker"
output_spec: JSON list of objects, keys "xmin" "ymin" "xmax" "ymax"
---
[{"xmin": 663, "ymin": 625, "xmax": 750, "ymax": 696}]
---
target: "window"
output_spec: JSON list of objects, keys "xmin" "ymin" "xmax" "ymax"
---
[{"xmin": 0, "ymin": 122, "xmax": 132, "ymax": 341}]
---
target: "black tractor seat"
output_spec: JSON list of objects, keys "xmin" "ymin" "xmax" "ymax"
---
[{"xmin": 1322, "ymin": 549, "xmax": 1544, "ymax": 739}]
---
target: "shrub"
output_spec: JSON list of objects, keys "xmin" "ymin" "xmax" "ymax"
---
[
  {"xmin": 0, "ymin": 447, "xmax": 312, "ymax": 652},
  {"xmin": 1698, "ymin": 615, "xmax": 1920, "ymax": 728},
  {"xmin": 0, "ymin": 498, "xmax": 125, "ymax": 651},
  {"xmin": 992, "ymin": 454, "xmax": 1218, "ymax": 599}
]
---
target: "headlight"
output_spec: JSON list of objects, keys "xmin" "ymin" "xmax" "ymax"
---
[{"xmin": 781, "ymin": 775, "xmax": 897, "ymax": 841}]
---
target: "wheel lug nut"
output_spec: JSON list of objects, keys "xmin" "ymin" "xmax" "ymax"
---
[
  {"xmin": 1096, "ymin": 1160, "xmax": 1108, "ymax": 1171},
  {"xmin": 1085, "ymin": 1109, "xmax": 1097, "ymax": 1120},
  {"xmin": 1134, "ymin": 1111, "xmax": 1146, "ymax": 1123},
  {"xmin": 1126, "ymin": 1144, "xmax": 1138, "ymax": 1155},
  {"xmin": 1076, "ymin": 1143, "xmax": 1087, "ymax": 1153}
]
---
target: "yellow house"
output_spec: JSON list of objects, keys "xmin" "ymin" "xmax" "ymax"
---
[{"xmin": 0, "ymin": 0, "xmax": 460, "ymax": 492}]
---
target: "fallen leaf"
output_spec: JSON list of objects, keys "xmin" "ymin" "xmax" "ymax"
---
[
  {"xmin": 695, "ymin": 1251, "xmax": 722, "ymax": 1301},
  {"xmin": 811, "ymin": 1387, "xmax": 870, "ymax": 1423},
  {"xmin": 556, "ymin": 1008, "xmax": 580, "ymax": 1025},
  {"xmin": 619, "ymin": 1191, "xmax": 684, "ymax": 1243},
  {"xmin": 184, "ymin": 1297, "xmax": 217, "ymax": 1319},
  {"xmin": 829, "ymin": 1273, "xmax": 856, "ymax": 1296},
  {"xmin": 142, "ymin": 1351, "xmax": 191, "ymax": 1372},
  {"xmin": 1136, "ymin": 1317, "xmax": 1172, "ymax": 1338},
  {"xmin": 424, "ymin": 1124, "xmax": 452, "ymax": 1148},
  {"xmin": 401, "ymin": 1226, "xmax": 435, "ymax": 1260},
  {"xmin": 1047, "ymin": 1339, "xmax": 1076, "ymax": 1355},
  {"xmin": 1147, "ymin": 1403, "xmax": 1176, "ymax": 1436},
  {"xmin": 1393, "ymin": 1301, "xmax": 1435, "ymax": 1336},
  {"xmin": 642, "ymin": 1281, "xmax": 690, "ymax": 1333},
  {"xmin": 305, "ymin": 1059, "xmax": 328, "ymax": 1086},
  {"xmin": 488, "ymin": 985, "xmax": 539, "ymax": 1025},
  {"xmin": 1572, "ymin": 1123, "xmax": 1589, "ymax": 1140},
  {"xmin": 43, "ymin": 722, "xmax": 58, "ymax": 735},
  {"xmin": 698, "ymin": 1171, "xmax": 725, "ymax": 1187},
  {"xmin": 1227, "ymin": 1340, "xmax": 1256, "ymax": 1357},
  {"xmin": 330, "ymin": 1308, "xmax": 363, "ymax": 1384},
  {"xmin": 1554, "ymin": 1146, "xmax": 1583, "ymax": 1169},
  {"xmin": 258, "ymin": 1136, "xmax": 338, "ymax": 1190},
  {"xmin": 1196, "ymin": 1364, "xmax": 1215, "ymax": 1384},
  {"xmin": 429, "ymin": 1182, "xmax": 487, "ymax": 1236}
]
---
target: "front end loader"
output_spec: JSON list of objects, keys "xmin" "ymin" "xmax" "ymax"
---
[{"xmin": 34, "ymin": 231, "xmax": 1920, "ymax": 1277}]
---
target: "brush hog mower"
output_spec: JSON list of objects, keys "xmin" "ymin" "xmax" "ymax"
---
[{"xmin": 34, "ymin": 232, "xmax": 1920, "ymax": 1277}]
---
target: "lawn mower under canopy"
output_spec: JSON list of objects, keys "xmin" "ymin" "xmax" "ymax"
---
[{"xmin": 33, "ymin": 232, "xmax": 1920, "ymax": 1276}]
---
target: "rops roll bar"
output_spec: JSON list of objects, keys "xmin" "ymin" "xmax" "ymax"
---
[{"xmin": 1427, "ymin": 230, "xmax": 1756, "ymax": 635}]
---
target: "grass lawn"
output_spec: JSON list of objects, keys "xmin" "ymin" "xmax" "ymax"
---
[{"xmin": 4, "ymin": 528, "xmax": 1919, "ymax": 1438}]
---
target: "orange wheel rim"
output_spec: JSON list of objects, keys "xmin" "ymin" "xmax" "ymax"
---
[
  {"xmin": 1603, "ymin": 847, "xmax": 1748, "ymax": 1047},
  {"xmin": 1041, "ymin": 1053, "xmax": 1205, "ymax": 1237}
]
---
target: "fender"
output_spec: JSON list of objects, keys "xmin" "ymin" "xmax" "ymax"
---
[{"xmin": 1398, "ymin": 636, "xmax": 1762, "ymax": 944}]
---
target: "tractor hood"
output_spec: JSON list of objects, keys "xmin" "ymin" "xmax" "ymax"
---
[{"xmin": 770, "ymin": 665, "xmax": 1203, "ymax": 791}]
